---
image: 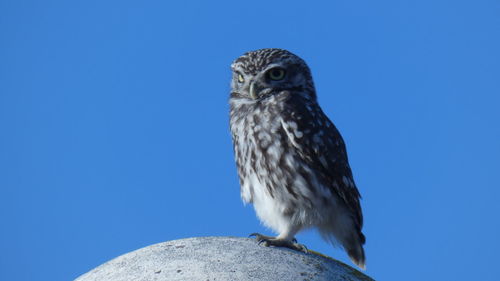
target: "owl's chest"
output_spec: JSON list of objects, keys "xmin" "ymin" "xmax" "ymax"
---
[
  {"xmin": 231, "ymin": 108, "xmax": 285, "ymax": 165},
  {"xmin": 230, "ymin": 102, "xmax": 301, "ymax": 194}
]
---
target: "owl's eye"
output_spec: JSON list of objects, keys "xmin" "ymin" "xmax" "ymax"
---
[
  {"xmin": 268, "ymin": 68, "xmax": 286, "ymax": 81},
  {"xmin": 237, "ymin": 73, "xmax": 245, "ymax": 83}
]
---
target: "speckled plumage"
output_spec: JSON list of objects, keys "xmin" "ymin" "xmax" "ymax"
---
[{"xmin": 229, "ymin": 48, "xmax": 366, "ymax": 269}]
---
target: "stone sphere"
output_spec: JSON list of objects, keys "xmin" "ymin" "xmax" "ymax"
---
[{"xmin": 75, "ymin": 236, "xmax": 374, "ymax": 281}]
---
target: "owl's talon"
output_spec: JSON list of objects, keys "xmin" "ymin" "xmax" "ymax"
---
[
  {"xmin": 249, "ymin": 233, "xmax": 308, "ymax": 253},
  {"xmin": 296, "ymin": 243, "xmax": 308, "ymax": 253},
  {"xmin": 249, "ymin": 233, "xmax": 274, "ymax": 241}
]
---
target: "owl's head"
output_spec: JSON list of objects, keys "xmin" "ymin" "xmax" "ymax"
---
[{"xmin": 230, "ymin": 48, "xmax": 315, "ymax": 101}]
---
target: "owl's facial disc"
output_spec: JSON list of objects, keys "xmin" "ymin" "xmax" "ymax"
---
[
  {"xmin": 231, "ymin": 60, "xmax": 307, "ymax": 100},
  {"xmin": 237, "ymin": 65, "xmax": 286, "ymax": 99},
  {"xmin": 248, "ymin": 67, "xmax": 286, "ymax": 99},
  {"xmin": 231, "ymin": 48, "xmax": 316, "ymax": 101}
]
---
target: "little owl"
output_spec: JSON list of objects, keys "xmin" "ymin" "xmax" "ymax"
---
[{"xmin": 229, "ymin": 48, "xmax": 366, "ymax": 269}]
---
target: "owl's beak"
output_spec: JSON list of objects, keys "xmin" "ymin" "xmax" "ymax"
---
[{"xmin": 249, "ymin": 81, "xmax": 264, "ymax": 99}]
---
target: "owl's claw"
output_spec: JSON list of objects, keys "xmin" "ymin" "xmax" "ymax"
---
[{"xmin": 249, "ymin": 233, "xmax": 308, "ymax": 253}]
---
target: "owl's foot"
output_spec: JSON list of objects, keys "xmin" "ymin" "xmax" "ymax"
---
[{"xmin": 249, "ymin": 233, "xmax": 308, "ymax": 253}]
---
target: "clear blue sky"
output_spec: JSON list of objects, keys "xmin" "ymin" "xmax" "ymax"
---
[{"xmin": 1, "ymin": 1, "xmax": 499, "ymax": 280}]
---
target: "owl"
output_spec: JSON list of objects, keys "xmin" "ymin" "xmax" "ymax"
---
[{"xmin": 229, "ymin": 48, "xmax": 366, "ymax": 269}]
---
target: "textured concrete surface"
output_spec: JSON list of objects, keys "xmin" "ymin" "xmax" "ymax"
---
[{"xmin": 75, "ymin": 236, "xmax": 374, "ymax": 281}]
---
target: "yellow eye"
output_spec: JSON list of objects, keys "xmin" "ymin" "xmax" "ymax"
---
[
  {"xmin": 238, "ymin": 73, "xmax": 245, "ymax": 83},
  {"xmin": 268, "ymin": 68, "xmax": 286, "ymax": 81}
]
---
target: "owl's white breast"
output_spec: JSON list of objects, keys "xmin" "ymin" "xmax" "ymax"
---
[
  {"xmin": 229, "ymin": 95, "xmax": 337, "ymax": 234},
  {"xmin": 230, "ymin": 99, "xmax": 292, "ymax": 232}
]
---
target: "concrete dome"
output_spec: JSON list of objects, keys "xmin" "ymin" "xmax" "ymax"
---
[{"xmin": 75, "ymin": 236, "xmax": 374, "ymax": 281}]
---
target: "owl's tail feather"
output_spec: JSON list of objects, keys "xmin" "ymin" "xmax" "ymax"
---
[
  {"xmin": 320, "ymin": 226, "xmax": 366, "ymax": 270},
  {"xmin": 347, "ymin": 243, "xmax": 366, "ymax": 270}
]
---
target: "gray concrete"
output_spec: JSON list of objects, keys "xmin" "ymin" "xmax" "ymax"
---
[{"xmin": 75, "ymin": 236, "xmax": 374, "ymax": 281}]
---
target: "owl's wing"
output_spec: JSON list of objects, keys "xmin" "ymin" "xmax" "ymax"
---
[{"xmin": 279, "ymin": 93, "xmax": 363, "ymax": 229}]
